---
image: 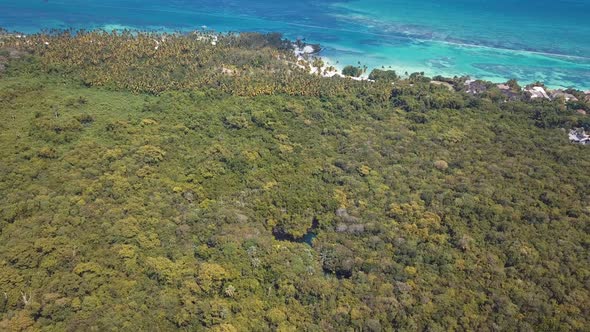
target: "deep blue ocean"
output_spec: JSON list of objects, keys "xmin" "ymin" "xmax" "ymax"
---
[{"xmin": 1, "ymin": 0, "xmax": 589, "ymax": 89}]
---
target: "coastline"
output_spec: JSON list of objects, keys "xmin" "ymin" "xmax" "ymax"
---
[
  {"xmin": 314, "ymin": 41, "xmax": 590, "ymax": 91},
  {"xmin": 2, "ymin": 26, "xmax": 589, "ymax": 94},
  {"xmin": 289, "ymin": 38, "xmax": 590, "ymax": 105},
  {"xmin": 292, "ymin": 42, "xmax": 590, "ymax": 93},
  {"xmin": 2, "ymin": 0, "xmax": 589, "ymax": 90}
]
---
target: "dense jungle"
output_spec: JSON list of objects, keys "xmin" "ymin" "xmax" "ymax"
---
[{"xmin": 0, "ymin": 30, "xmax": 589, "ymax": 331}]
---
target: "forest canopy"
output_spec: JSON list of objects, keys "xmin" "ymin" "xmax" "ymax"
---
[{"xmin": 0, "ymin": 30, "xmax": 589, "ymax": 331}]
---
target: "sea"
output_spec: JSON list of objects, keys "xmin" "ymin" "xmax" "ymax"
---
[{"xmin": 1, "ymin": 0, "xmax": 590, "ymax": 90}]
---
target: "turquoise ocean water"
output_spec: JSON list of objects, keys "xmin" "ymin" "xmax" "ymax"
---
[{"xmin": 1, "ymin": 0, "xmax": 589, "ymax": 89}]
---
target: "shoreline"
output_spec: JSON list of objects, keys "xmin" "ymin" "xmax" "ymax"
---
[
  {"xmin": 2, "ymin": 27, "xmax": 589, "ymax": 93},
  {"xmin": 293, "ymin": 43, "xmax": 590, "ymax": 94},
  {"xmin": 2, "ymin": 0, "xmax": 589, "ymax": 90},
  {"xmin": 311, "ymin": 45, "xmax": 590, "ymax": 91},
  {"xmin": 293, "ymin": 41, "xmax": 590, "ymax": 105}
]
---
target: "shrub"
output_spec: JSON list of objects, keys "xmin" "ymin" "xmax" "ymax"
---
[
  {"xmin": 37, "ymin": 146, "xmax": 58, "ymax": 159},
  {"xmin": 342, "ymin": 65, "xmax": 362, "ymax": 77},
  {"xmin": 142, "ymin": 101, "xmax": 165, "ymax": 113},
  {"xmin": 75, "ymin": 114, "xmax": 94, "ymax": 125},
  {"xmin": 368, "ymin": 69, "xmax": 398, "ymax": 82},
  {"xmin": 434, "ymin": 160, "xmax": 449, "ymax": 170},
  {"xmin": 137, "ymin": 145, "xmax": 166, "ymax": 164},
  {"xmin": 224, "ymin": 114, "xmax": 250, "ymax": 129}
]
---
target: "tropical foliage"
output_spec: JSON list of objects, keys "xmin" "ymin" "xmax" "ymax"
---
[{"xmin": 0, "ymin": 31, "xmax": 589, "ymax": 331}]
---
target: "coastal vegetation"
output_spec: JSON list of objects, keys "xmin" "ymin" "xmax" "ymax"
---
[
  {"xmin": 341, "ymin": 65, "xmax": 363, "ymax": 78},
  {"xmin": 368, "ymin": 69, "xmax": 399, "ymax": 82},
  {"xmin": 0, "ymin": 30, "xmax": 589, "ymax": 331}
]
